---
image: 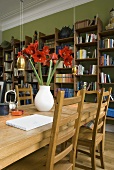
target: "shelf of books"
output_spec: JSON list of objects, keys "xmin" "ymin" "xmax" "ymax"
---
[
  {"xmin": 99, "ymin": 29, "xmax": 114, "ymax": 120},
  {"xmin": 74, "ymin": 18, "xmax": 102, "ymax": 95},
  {"xmin": 54, "ymin": 68, "xmax": 74, "ymax": 98}
]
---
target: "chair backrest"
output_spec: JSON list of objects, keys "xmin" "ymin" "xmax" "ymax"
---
[
  {"xmin": 15, "ymin": 84, "xmax": 33, "ymax": 106},
  {"xmin": 46, "ymin": 89, "xmax": 85, "ymax": 170},
  {"xmin": 92, "ymin": 87, "xmax": 112, "ymax": 145},
  {"xmin": 77, "ymin": 90, "xmax": 100, "ymax": 103}
]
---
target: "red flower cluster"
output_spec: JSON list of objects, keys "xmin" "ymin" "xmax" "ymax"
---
[
  {"xmin": 17, "ymin": 41, "xmax": 73, "ymax": 85},
  {"xmin": 18, "ymin": 41, "xmax": 73, "ymax": 67}
]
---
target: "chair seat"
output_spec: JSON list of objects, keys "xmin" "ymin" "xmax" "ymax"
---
[{"xmin": 6, "ymin": 146, "xmax": 73, "ymax": 170}]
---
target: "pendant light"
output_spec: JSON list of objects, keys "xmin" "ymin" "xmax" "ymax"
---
[{"xmin": 17, "ymin": 0, "xmax": 25, "ymax": 70}]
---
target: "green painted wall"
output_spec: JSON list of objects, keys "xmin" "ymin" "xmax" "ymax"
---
[{"xmin": 2, "ymin": 0, "xmax": 113, "ymax": 42}]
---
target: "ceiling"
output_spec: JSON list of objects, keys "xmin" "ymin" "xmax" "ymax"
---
[{"xmin": 0, "ymin": 0, "xmax": 93, "ymax": 31}]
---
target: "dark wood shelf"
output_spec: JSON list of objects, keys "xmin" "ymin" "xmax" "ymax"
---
[
  {"xmin": 56, "ymin": 37, "xmax": 74, "ymax": 43},
  {"xmin": 76, "ymin": 58, "xmax": 97, "ymax": 61},
  {"xmin": 25, "ymin": 69, "xmax": 33, "ymax": 71},
  {"xmin": 4, "ymin": 70, "xmax": 13, "ymax": 73},
  {"xmin": 99, "ymin": 65, "xmax": 114, "ymax": 68},
  {"xmin": 99, "ymin": 29, "xmax": 114, "ymax": 37},
  {"xmin": 56, "ymin": 67, "xmax": 72, "ymax": 70},
  {"xmin": 55, "ymin": 82, "xmax": 73, "ymax": 84},
  {"xmin": 99, "ymin": 48, "xmax": 114, "ymax": 52},
  {"xmin": 4, "ymin": 49, "xmax": 13, "ymax": 52},
  {"xmin": 40, "ymin": 34, "xmax": 55, "ymax": 40},
  {"xmin": 26, "ymin": 82, "xmax": 38, "ymax": 84},
  {"xmin": 6, "ymin": 81, "xmax": 13, "ymax": 84},
  {"xmin": 75, "ymin": 25, "xmax": 97, "ymax": 33},
  {"xmin": 106, "ymin": 117, "xmax": 114, "ymax": 120},
  {"xmin": 4, "ymin": 60, "xmax": 13, "ymax": 62},
  {"xmin": 75, "ymin": 74, "xmax": 97, "ymax": 77},
  {"xmin": 76, "ymin": 41, "xmax": 97, "ymax": 47},
  {"xmin": 99, "ymin": 83, "xmax": 114, "ymax": 85},
  {"xmin": 110, "ymin": 100, "xmax": 114, "ymax": 103}
]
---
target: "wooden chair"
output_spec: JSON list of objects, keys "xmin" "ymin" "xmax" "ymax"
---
[
  {"xmin": 15, "ymin": 84, "xmax": 33, "ymax": 106},
  {"xmin": 77, "ymin": 90, "xmax": 100, "ymax": 103},
  {"xmin": 76, "ymin": 87, "xmax": 112, "ymax": 170},
  {"xmin": 5, "ymin": 89, "xmax": 85, "ymax": 170},
  {"xmin": 77, "ymin": 90, "xmax": 101, "ymax": 129}
]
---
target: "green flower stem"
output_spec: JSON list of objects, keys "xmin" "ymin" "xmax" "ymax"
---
[
  {"xmin": 29, "ymin": 59, "xmax": 41, "ymax": 85},
  {"xmin": 47, "ymin": 59, "xmax": 62, "ymax": 86},
  {"xmin": 46, "ymin": 60, "xmax": 52, "ymax": 86},
  {"xmin": 38, "ymin": 63, "xmax": 43, "ymax": 85}
]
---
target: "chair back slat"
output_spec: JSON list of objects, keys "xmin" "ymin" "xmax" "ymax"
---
[
  {"xmin": 54, "ymin": 144, "xmax": 73, "ymax": 164},
  {"xmin": 57, "ymin": 129, "xmax": 75, "ymax": 145},
  {"xmin": 15, "ymin": 84, "xmax": 33, "ymax": 106},
  {"xmin": 63, "ymin": 96, "xmax": 81, "ymax": 106},
  {"xmin": 46, "ymin": 89, "xmax": 85, "ymax": 170},
  {"xmin": 59, "ymin": 114, "xmax": 78, "ymax": 127}
]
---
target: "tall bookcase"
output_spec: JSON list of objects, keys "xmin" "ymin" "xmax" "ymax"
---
[
  {"xmin": 73, "ymin": 18, "xmax": 102, "ymax": 98},
  {"xmin": 98, "ymin": 29, "xmax": 114, "ymax": 120},
  {"xmin": 3, "ymin": 36, "xmax": 32, "ymax": 91}
]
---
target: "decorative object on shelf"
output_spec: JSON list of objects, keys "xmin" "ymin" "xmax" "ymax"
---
[
  {"xmin": 10, "ymin": 36, "xmax": 14, "ymax": 46},
  {"xmin": 106, "ymin": 8, "xmax": 114, "ymax": 30},
  {"xmin": 89, "ymin": 15, "xmax": 98, "ymax": 26},
  {"xmin": 34, "ymin": 85, "xmax": 54, "ymax": 111},
  {"xmin": 1, "ymin": 40, "xmax": 11, "ymax": 49},
  {"xmin": 72, "ymin": 65, "xmax": 78, "ymax": 75},
  {"xmin": 59, "ymin": 26, "xmax": 72, "ymax": 38},
  {"xmin": 5, "ymin": 90, "xmax": 17, "ymax": 111},
  {"xmin": 17, "ymin": 41, "xmax": 73, "ymax": 111},
  {"xmin": 33, "ymin": 30, "xmax": 38, "ymax": 43}
]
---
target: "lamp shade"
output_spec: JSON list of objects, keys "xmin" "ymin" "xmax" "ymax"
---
[{"xmin": 17, "ymin": 55, "xmax": 25, "ymax": 70}]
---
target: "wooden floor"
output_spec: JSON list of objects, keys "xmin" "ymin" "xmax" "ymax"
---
[{"xmin": 76, "ymin": 132, "xmax": 114, "ymax": 170}]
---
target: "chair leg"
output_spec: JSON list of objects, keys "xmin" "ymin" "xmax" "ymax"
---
[
  {"xmin": 91, "ymin": 147, "xmax": 96, "ymax": 170},
  {"xmin": 99, "ymin": 141, "xmax": 105, "ymax": 169}
]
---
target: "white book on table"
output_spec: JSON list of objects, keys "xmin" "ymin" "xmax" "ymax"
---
[{"xmin": 6, "ymin": 114, "xmax": 53, "ymax": 131}]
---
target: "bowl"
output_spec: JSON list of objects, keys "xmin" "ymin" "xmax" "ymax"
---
[{"xmin": 11, "ymin": 110, "xmax": 23, "ymax": 116}]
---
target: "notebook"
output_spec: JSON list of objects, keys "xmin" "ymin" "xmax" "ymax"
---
[{"xmin": 6, "ymin": 114, "xmax": 53, "ymax": 131}]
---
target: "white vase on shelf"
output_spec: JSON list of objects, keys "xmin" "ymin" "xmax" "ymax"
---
[{"xmin": 34, "ymin": 85, "xmax": 54, "ymax": 112}]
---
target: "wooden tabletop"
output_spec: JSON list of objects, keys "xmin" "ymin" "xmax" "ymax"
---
[{"xmin": 0, "ymin": 103, "xmax": 97, "ymax": 169}]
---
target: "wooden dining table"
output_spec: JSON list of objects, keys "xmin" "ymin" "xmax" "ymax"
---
[{"xmin": 0, "ymin": 102, "xmax": 98, "ymax": 169}]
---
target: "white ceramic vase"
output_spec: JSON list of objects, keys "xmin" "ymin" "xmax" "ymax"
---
[{"xmin": 34, "ymin": 85, "xmax": 54, "ymax": 111}]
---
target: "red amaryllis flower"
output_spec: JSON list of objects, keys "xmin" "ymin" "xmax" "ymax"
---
[
  {"xmin": 33, "ymin": 40, "xmax": 38, "ymax": 50},
  {"xmin": 17, "ymin": 52, "xmax": 22, "ymax": 58},
  {"xmin": 50, "ymin": 53, "xmax": 58, "ymax": 64},
  {"xmin": 43, "ymin": 46, "xmax": 50, "ymax": 55},
  {"xmin": 23, "ymin": 41, "xmax": 38, "ymax": 56},
  {"xmin": 59, "ymin": 46, "xmax": 72, "ymax": 59},
  {"xmin": 43, "ymin": 58, "xmax": 51, "ymax": 67},
  {"xmin": 32, "ymin": 51, "xmax": 46, "ymax": 63},
  {"xmin": 63, "ymin": 55, "xmax": 73, "ymax": 66}
]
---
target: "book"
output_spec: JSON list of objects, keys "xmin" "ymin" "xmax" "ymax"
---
[
  {"xmin": 6, "ymin": 114, "xmax": 53, "ymax": 131},
  {"xmin": 110, "ymin": 95, "xmax": 114, "ymax": 101},
  {"xmin": 107, "ymin": 74, "xmax": 111, "ymax": 83}
]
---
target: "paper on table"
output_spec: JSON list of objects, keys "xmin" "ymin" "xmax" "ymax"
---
[{"xmin": 6, "ymin": 114, "xmax": 53, "ymax": 131}]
